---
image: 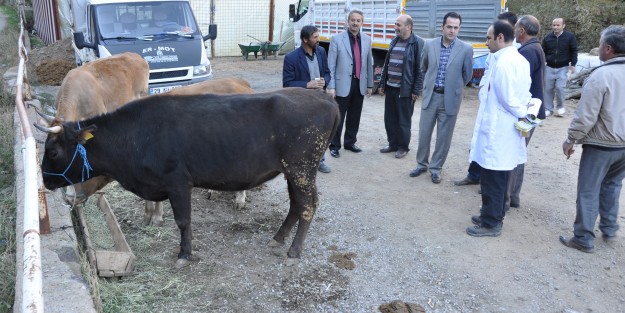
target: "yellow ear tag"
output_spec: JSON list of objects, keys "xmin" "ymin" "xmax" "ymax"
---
[{"xmin": 83, "ymin": 131, "xmax": 94, "ymax": 141}]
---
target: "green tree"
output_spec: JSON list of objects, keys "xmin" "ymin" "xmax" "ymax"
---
[{"xmin": 508, "ymin": 0, "xmax": 625, "ymax": 51}]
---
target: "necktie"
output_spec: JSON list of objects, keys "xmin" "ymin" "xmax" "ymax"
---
[{"xmin": 353, "ymin": 35, "xmax": 361, "ymax": 79}]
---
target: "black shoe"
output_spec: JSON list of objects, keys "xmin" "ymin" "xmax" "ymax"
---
[
  {"xmin": 510, "ymin": 198, "xmax": 520, "ymax": 208},
  {"xmin": 471, "ymin": 215, "xmax": 481, "ymax": 225},
  {"xmin": 431, "ymin": 173, "xmax": 441, "ymax": 184},
  {"xmin": 602, "ymin": 234, "xmax": 617, "ymax": 243},
  {"xmin": 330, "ymin": 149, "xmax": 340, "ymax": 158},
  {"xmin": 380, "ymin": 146, "xmax": 398, "ymax": 153},
  {"xmin": 454, "ymin": 176, "xmax": 479, "ymax": 186},
  {"xmin": 559, "ymin": 235, "xmax": 594, "ymax": 253},
  {"xmin": 344, "ymin": 145, "xmax": 362, "ymax": 153},
  {"xmin": 466, "ymin": 224, "xmax": 502, "ymax": 237},
  {"xmin": 395, "ymin": 150, "xmax": 408, "ymax": 159},
  {"xmin": 409, "ymin": 167, "xmax": 427, "ymax": 177}
]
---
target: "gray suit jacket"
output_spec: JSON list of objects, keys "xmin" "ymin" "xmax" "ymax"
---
[
  {"xmin": 327, "ymin": 30, "xmax": 374, "ymax": 97},
  {"xmin": 421, "ymin": 37, "xmax": 473, "ymax": 115}
]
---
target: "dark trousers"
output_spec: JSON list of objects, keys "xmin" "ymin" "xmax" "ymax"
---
[
  {"xmin": 507, "ymin": 128, "xmax": 535, "ymax": 204},
  {"xmin": 468, "ymin": 161, "xmax": 482, "ymax": 181},
  {"xmin": 330, "ymin": 77, "xmax": 364, "ymax": 150},
  {"xmin": 573, "ymin": 146, "xmax": 625, "ymax": 247},
  {"xmin": 383, "ymin": 86, "xmax": 415, "ymax": 151},
  {"xmin": 479, "ymin": 168, "xmax": 511, "ymax": 228}
]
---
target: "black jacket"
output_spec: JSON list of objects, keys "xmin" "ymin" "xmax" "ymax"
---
[
  {"xmin": 542, "ymin": 30, "xmax": 578, "ymax": 68},
  {"xmin": 379, "ymin": 33, "xmax": 424, "ymax": 97}
]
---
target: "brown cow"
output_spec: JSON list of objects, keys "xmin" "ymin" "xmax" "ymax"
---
[
  {"xmin": 49, "ymin": 52, "xmax": 149, "ymax": 213},
  {"xmin": 49, "ymin": 72, "xmax": 254, "ymax": 226}
]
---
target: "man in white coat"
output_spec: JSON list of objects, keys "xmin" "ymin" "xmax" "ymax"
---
[
  {"xmin": 327, "ymin": 8, "xmax": 374, "ymax": 158},
  {"xmin": 466, "ymin": 20, "xmax": 532, "ymax": 237}
]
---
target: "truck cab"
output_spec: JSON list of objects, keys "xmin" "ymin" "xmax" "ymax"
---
[{"xmin": 72, "ymin": 0, "xmax": 217, "ymax": 94}]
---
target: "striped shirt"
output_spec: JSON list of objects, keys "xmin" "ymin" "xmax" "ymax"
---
[
  {"xmin": 435, "ymin": 37, "xmax": 456, "ymax": 88},
  {"xmin": 386, "ymin": 38, "xmax": 408, "ymax": 88}
]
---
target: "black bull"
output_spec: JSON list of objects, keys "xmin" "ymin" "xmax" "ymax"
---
[{"xmin": 40, "ymin": 88, "xmax": 340, "ymax": 266}]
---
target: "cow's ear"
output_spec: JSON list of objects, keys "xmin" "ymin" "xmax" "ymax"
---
[{"xmin": 77, "ymin": 125, "xmax": 97, "ymax": 144}]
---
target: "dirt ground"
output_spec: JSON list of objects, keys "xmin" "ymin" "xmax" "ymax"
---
[{"xmin": 37, "ymin": 55, "xmax": 625, "ymax": 312}]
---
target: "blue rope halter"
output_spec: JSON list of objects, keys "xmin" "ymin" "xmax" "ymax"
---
[{"xmin": 43, "ymin": 122, "xmax": 94, "ymax": 185}]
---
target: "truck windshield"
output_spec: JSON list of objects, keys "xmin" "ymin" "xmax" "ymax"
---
[
  {"xmin": 297, "ymin": 0, "xmax": 310, "ymax": 16},
  {"xmin": 96, "ymin": 1, "xmax": 200, "ymax": 39}
]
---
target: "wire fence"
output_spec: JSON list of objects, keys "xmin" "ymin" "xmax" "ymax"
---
[{"xmin": 191, "ymin": 0, "xmax": 272, "ymax": 57}]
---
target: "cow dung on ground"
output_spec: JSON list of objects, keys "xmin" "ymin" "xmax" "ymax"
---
[
  {"xmin": 27, "ymin": 37, "xmax": 76, "ymax": 85},
  {"xmin": 379, "ymin": 300, "xmax": 426, "ymax": 313},
  {"xmin": 328, "ymin": 252, "xmax": 357, "ymax": 270}
]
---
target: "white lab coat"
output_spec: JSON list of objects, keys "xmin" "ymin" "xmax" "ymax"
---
[{"xmin": 469, "ymin": 46, "xmax": 532, "ymax": 171}]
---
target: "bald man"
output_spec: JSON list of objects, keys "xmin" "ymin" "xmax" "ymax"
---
[
  {"xmin": 542, "ymin": 17, "xmax": 578, "ymax": 117},
  {"xmin": 378, "ymin": 14, "xmax": 424, "ymax": 159}
]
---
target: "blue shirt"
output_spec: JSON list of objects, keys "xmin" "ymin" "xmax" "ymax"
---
[{"xmin": 435, "ymin": 37, "xmax": 455, "ymax": 88}]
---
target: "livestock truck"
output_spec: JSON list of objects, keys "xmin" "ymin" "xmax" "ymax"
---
[
  {"xmin": 64, "ymin": 0, "xmax": 216, "ymax": 94},
  {"xmin": 288, "ymin": 0, "xmax": 507, "ymax": 89}
]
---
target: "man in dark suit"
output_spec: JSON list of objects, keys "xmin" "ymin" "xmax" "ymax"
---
[
  {"xmin": 326, "ymin": 9, "xmax": 374, "ymax": 158},
  {"xmin": 283, "ymin": 25, "xmax": 332, "ymax": 173},
  {"xmin": 410, "ymin": 12, "xmax": 473, "ymax": 184}
]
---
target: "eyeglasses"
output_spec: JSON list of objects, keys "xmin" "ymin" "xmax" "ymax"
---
[{"xmin": 486, "ymin": 36, "xmax": 493, "ymax": 40}]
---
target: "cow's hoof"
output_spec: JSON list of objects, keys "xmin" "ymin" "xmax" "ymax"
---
[
  {"xmin": 233, "ymin": 200, "xmax": 246, "ymax": 210},
  {"xmin": 144, "ymin": 217, "xmax": 164, "ymax": 227},
  {"xmin": 175, "ymin": 258, "xmax": 190, "ymax": 269},
  {"xmin": 268, "ymin": 239, "xmax": 284, "ymax": 247},
  {"xmin": 285, "ymin": 257, "xmax": 300, "ymax": 266}
]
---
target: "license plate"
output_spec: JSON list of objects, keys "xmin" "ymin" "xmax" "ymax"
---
[{"xmin": 149, "ymin": 85, "xmax": 182, "ymax": 95}]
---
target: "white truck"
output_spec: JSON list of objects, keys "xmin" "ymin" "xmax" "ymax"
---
[
  {"xmin": 288, "ymin": 0, "xmax": 506, "ymax": 87},
  {"xmin": 66, "ymin": 0, "xmax": 216, "ymax": 94}
]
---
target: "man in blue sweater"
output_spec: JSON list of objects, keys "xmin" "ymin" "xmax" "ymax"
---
[{"xmin": 506, "ymin": 15, "xmax": 546, "ymax": 209}]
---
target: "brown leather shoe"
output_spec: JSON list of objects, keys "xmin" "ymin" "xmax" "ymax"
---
[
  {"xmin": 380, "ymin": 146, "xmax": 398, "ymax": 153},
  {"xmin": 395, "ymin": 150, "xmax": 408, "ymax": 159}
]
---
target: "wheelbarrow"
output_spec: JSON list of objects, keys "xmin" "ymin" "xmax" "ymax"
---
[
  {"xmin": 238, "ymin": 42, "xmax": 263, "ymax": 61},
  {"xmin": 260, "ymin": 41, "xmax": 287, "ymax": 60}
]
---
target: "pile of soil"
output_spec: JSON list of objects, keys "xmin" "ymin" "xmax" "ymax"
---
[{"xmin": 27, "ymin": 37, "xmax": 75, "ymax": 85}]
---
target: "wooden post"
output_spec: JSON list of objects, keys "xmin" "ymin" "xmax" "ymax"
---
[{"xmin": 269, "ymin": 0, "xmax": 275, "ymax": 42}]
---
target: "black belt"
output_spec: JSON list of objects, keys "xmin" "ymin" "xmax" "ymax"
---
[{"xmin": 433, "ymin": 87, "xmax": 444, "ymax": 94}]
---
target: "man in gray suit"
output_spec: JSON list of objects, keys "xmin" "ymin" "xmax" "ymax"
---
[
  {"xmin": 409, "ymin": 12, "xmax": 473, "ymax": 184},
  {"xmin": 327, "ymin": 8, "xmax": 374, "ymax": 158}
]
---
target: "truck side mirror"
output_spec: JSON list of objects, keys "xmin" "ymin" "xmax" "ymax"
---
[
  {"xmin": 203, "ymin": 24, "xmax": 217, "ymax": 41},
  {"xmin": 289, "ymin": 4, "xmax": 296, "ymax": 20},
  {"xmin": 73, "ymin": 32, "xmax": 97, "ymax": 50}
]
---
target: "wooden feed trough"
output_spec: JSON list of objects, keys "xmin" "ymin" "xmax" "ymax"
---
[{"xmin": 76, "ymin": 192, "xmax": 135, "ymax": 277}]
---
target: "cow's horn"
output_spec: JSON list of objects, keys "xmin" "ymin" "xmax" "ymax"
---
[
  {"xmin": 34, "ymin": 106, "xmax": 55, "ymax": 124},
  {"xmin": 33, "ymin": 122, "xmax": 62, "ymax": 134}
]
